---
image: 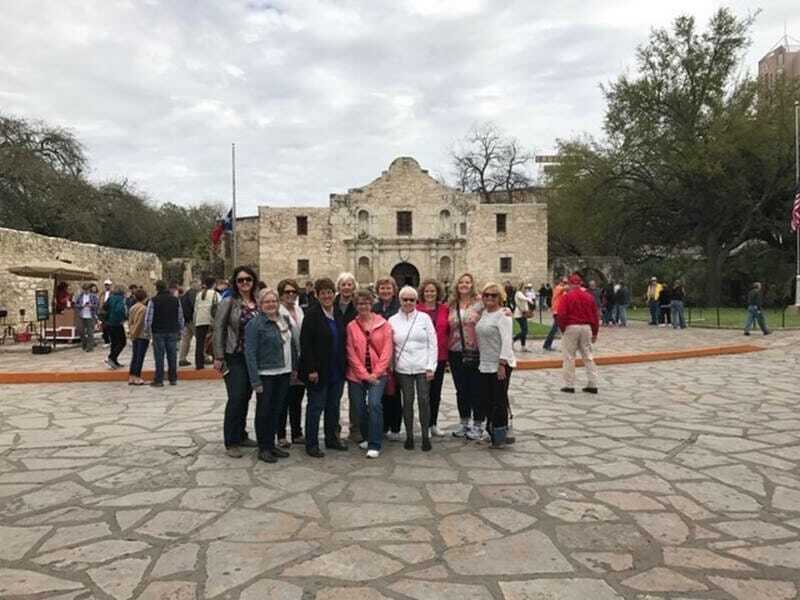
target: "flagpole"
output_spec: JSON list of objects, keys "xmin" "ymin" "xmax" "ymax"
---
[
  {"xmin": 795, "ymin": 101, "xmax": 799, "ymax": 306},
  {"xmin": 231, "ymin": 142, "xmax": 238, "ymax": 268}
]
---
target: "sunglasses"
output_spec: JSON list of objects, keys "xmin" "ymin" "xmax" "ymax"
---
[
  {"xmin": 283, "ymin": 289, "xmax": 297, "ymax": 295},
  {"xmin": 482, "ymin": 293, "xmax": 499, "ymax": 298},
  {"xmin": 237, "ymin": 277, "xmax": 253, "ymax": 284}
]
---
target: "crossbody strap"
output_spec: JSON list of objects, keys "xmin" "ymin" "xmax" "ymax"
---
[
  {"xmin": 396, "ymin": 312, "xmax": 418, "ymax": 361},
  {"xmin": 456, "ymin": 304, "xmax": 467, "ymax": 352}
]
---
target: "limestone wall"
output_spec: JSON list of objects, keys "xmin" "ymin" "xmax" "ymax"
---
[{"xmin": 0, "ymin": 227, "xmax": 162, "ymax": 326}]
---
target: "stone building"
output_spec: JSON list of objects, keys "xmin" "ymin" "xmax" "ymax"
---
[{"xmin": 252, "ymin": 157, "xmax": 547, "ymax": 292}]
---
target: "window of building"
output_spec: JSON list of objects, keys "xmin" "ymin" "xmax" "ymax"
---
[
  {"xmin": 496, "ymin": 213, "xmax": 507, "ymax": 234},
  {"xmin": 357, "ymin": 210, "xmax": 369, "ymax": 235},
  {"xmin": 460, "ymin": 222, "xmax": 467, "ymax": 236},
  {"xmin": 297, "ymin": 259, "xmax": 309, "ymax": 276},
  {"xmin": 439, "ymin": 209, "xmax": 451, "ymax": 235},
  {"xmin": 500, "ymin": 257, "xmax": 512, "ymax": 273},
  {"xmin": 296, "ymin": 216, "xmax": 308, "ymax": 236},
  {"xmin": 397, "ymin": 211, "xmax": 412, "ymax": 235}
]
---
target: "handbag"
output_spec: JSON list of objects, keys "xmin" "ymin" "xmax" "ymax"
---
[{"xmin": 456, "ymin": 304, "xmax": 480, "ymax": 367}]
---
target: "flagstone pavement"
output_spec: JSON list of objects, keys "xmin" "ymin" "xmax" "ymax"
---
[{"xmin": 0, "ymin": 335, "xmax": 799, "ymax": 599}]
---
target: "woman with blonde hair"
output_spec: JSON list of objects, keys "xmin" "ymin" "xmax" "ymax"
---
[
  {"xmin": 512, "ymin": 280, "xmax": 532, "ymax": 352},
  {"xmin": 475, "ymin": 282, "xmax": 516, "ymax": 449}
]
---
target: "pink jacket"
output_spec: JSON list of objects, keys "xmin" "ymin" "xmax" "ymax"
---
[
  {"xmin": 346, "ymin": 315, "xmax": 394, "ymax": 383},
  {"xmin": 416, "ymin": 302, "xmax": 450, "ymax": 362}
]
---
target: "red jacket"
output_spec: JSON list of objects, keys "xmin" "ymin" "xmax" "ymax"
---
[
  {"xmin": 558, "ymin": 287, "xmax": 600, "ymax": 337},
  {"xmin": 416, "ymin": 302, "xmax": 450, "ymax": 362},
  {"xmin": 345, "ymin": 315, "xmax": 393, "ymax": 383}
]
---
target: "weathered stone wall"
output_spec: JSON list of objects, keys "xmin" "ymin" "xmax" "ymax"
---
[
  {"xmin": 0, "ymin": 227, "xmax": 162, "ymax": 326},
  {"xmin": 233, "ymin": 216, "xmax": 260, "ymax": 271}
]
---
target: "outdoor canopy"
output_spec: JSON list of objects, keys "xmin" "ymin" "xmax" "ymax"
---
[{"xmin": 8, "ymin": 261, "xmax": 97, "ymax": 281}]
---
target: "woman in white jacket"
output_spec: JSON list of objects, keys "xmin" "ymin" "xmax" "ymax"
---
[{"xmin": 389, "ymin": 286, "xmax": 438, "ymax": 451}]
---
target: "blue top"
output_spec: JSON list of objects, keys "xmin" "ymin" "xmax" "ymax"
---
[{"xmin": 326, "ymin": 314, "xmax": 342, "ymax": 384}]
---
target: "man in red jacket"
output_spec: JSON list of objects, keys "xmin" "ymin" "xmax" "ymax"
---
[{"xmin": 557, "ymin": 273, "xmax": 599, "ymax": 393}]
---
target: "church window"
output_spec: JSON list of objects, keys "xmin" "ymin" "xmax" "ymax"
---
[
  {"xmin": 296, "ymin": 216, "xmax": 308, "ymax": 236},
  {"xmin": 500, "ymin": 257, "xmax": 512, "ymax": 273},
  {"xmin": 297, "ymin": 259, "xmax": 309, "ymax": 276},
  {"xmin": 397, "ymin": 211, "xmax": 412, "ymax": 235},
  {"xmin": 439, "ymin": 210, "xmax": 451, "ymax": 235},
  {"xmin": 358, "ymin": 210, "xmax": 369, "ymax": 235},
  {"xmin": 460, "ymin": 222, "xmax": 467, "ymax": 235},
  {"xmin": 496, "ymin": 213, "xmax": 507, "ymax": 234}
]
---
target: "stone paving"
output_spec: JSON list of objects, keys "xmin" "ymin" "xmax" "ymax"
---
[{"xmin": 0, "ymin": 334, "xmax": 799, "ymax": 599}]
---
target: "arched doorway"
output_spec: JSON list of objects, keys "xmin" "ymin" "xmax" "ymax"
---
[{"xmin": 391, "ymin": 262, "xmax": 420, "ymax": 289}]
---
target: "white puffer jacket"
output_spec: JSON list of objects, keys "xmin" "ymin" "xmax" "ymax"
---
[{"xmin": 389, "ymin": 310, "xmax": 438, "ymax": 375}]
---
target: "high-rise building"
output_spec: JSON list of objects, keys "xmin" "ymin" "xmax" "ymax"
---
[{"xmin": 758, "ymin": 37, "xmax": 800, "ymax": 83}]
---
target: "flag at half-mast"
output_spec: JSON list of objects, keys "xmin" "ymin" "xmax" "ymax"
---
[
  {"xmin": 792, "ymin": 185, "xmax": 800, "ymax": 233},
  {"xmin": 211, "ymin": 209, "xmax": 233, "ymax": 248}
]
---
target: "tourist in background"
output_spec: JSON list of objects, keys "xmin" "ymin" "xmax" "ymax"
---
[
  {"xmin": 244, "ymin": 288, "xmax": 297, "ymax": 464},
  {"xmin": 75, "ymin": 283, "xmax": 99, "ymax": 352},
  {"xmin": 299, "ymin": 277, "xmax": 349, "ymax": 457},
  {"xmin": 543, "ymin": 277, "xmax": 568, "ymax": 352},
  {"xmin": 277, "ymin": 278, "xmax": 305, "ymax": 448},
  {"xmin": 373, "ymin": 276, "xmax": 402, "ymax": 440},
  {"xmin": 524, "ymin": 283, "xmax": 536, "ymax": 309},
  {"xmin": 416, "ymin": 279, "xmax": 450, "ymax": 437},
  {"xmin": 602, "ymin": 281, "xmax": 616, "ymax": 326},
  {"xmin": 503, "ymin": 281, "xmax": 516, "ymax": 312},
  {"xmin": 178, "ymin": 280, "xmax": 199, "ymax": 367},
  {"xmin": 658, "ymin": 283, "xmax": 672, "ymax": 326},
  {"xmin": 558, "ymin": 274, "xmax": 599, "ymax": 394},
  {"xmin": 145, "ymin": 280, "xmax": 184, "ymax": 387},
  {"xmin": 671, "ymin": 281, "xmax": 687, "ymax": 329},
  {"xmin": 125, "ymin": 284, "xmax": 138, "ymax": 311},
  {"xmin": 100, "ymin": 279, "xmax": 113, "ymax": 346},
  {"xmin": 744, "ymin": 282, "xmax": 771, "ymax": 336},
  {"xmin": 214, "ymin": 266, "xmax": 259, "ymax": 457},
  {"xmin": 299, "ymin": 280, "xmax": 317, "ymax": 309},
  {"xmin": 193, "ymin": 277, "xmax": 219, "ymax": 369},
  {"xmin": 127, "ymin": 288, "xmax": 149, "ymax": 385},
  {"xmin": 346, "ymin": 289, "xmax": 393, "ymax": 458},
  {"xmin": 613, "ymin": 281, "xmax": 630, "ymax": 327},
  {"xmin": 103, "ymin": 285, "xmax": 127, "ymax": 369},
  {"xmin": 448, "ymin": 272, "xmax": 484, "ymax": 439},
  {"xmin": 512, "ymin": 281, "xmax": 532, "ymax": 352},
  {"xmin": 55, "ymin": 282, "xmax": 72, "ymax": 313},
  {"xmin": 476, "ymin": 282, "xmax": 517, "ymax": 449},
  {"xmin": 390, "ymin": 286, "xmax": 437, "ymax": 451},
  {"xmin": 645, "ymin": 277, "xmax": 662, "ymax": 325},
  {"xmin": 538, "ymin": 284, "xmax": 547, "ymax": 310}
]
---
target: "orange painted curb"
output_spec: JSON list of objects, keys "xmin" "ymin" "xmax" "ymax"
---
[{"xmin": 0, "ymin": 344, "xmax": 764, "ymax": 384}]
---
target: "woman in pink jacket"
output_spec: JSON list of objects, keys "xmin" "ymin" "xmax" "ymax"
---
[
  {"xmin": 346, "ymin": 289, "xmax": 394, "ymax": 458},
  {"xmin": 417, "ymin": 279, "xmax": 451, "ymax": 438}
]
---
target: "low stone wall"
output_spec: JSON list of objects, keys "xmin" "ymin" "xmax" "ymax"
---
[{"xmin": 0, "ymin": 227, "xmax": 162, "ymax": 327}]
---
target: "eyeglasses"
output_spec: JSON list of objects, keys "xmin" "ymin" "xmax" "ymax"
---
[
  {"xmin": 482, "ymin": 293, "xmax": 499, "ymax": 299},
  {"xmin": 283, "ymin": 289, "xmax": 297, "ymax": 295},
  {"xmin": 400, "ymin": 298, "xmax": 416, "ymax": 303},
  {"xmin": 237, "ymin": 277, "xmax": 253, "ymax": 284}
]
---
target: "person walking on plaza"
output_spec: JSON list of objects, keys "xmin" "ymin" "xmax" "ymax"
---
[
  {"xmin": 373, "ymin": 276, "xmax": 402, "ymax": 441},
  {"xmin": 244, "ymin": 288, "xmax": 297, "ymax": 464},
  {"xmin": 744, "ymin": 282, "xmax": 771, "ymax": 336},
  {"xmin": 193, "ymin": 277, "xmax": 219, "ymax": 370},
  {"xmin": 145, "ymin": 280, "xmax": 184, "ymax": 387},
  {"xmin": 512, "ymin": 281, "xmax": 532, "ymax": 352},
  {"xmin": 538, "ymin": 284, "xmax": 547, "ymax": 311},
  {"xmin": 670, "ymin": 281, "xmax": 687, "ymax": 329},
  {"xmin": 658, "ymin": 283, "xmax": 672, "ymax": 326},
  {"xmin": 476, "ymin": 282, "xmax": 517, "ymax": 449},
  {"xmin": 277, "ymin": 278, "xmax": 305, "ymax": 448},
  {"xmin": 214, "ymin": 266, "xmax": 259, "ymax": 457},
  {"xmin": 645, "ymin": 277, "xmax": 662, "ymax": 326},
  {"xmin": 103, "ymin": 286, "xmax": 127, "ymax": 369},
  {"xmin": 100, "ymin": 279, "xmax": 113, "ymax": 346},
  {"xmin": 299, "ymin": 278, "xmax": 349, "ymax": 457},
  {"xmin": 178, "ymin": 280, "xmax": 199, "ymax": 366},
  {"xmin": 75, "ymin": 283, "xmax": 99, "ymax": 352},
  {"xmin": 416, "ymin": 279, "xmax": 450, "ymax": 437},
  {"xmin": 448, "ymin": 273, "xmax": 484, "ymax": 439},
  {"xmin": 127, "ymin": 289, "xmax": 150, "ymax": 385},
  {"xmin": 543, "ymin": 277, "xmax": 568, "ymax": 351},
  {"xmin": 558, "ymin": 274, "xmax": 600, "ymax": 394},
  {"xmin": 347, "ymin": 289, "xmax": 393, "ymax": 458},
  {"xmin": 125, "ymin": 284, "xmax": 138, "ymax": 311},
  {"xmin": 602, "ymin": 281, "xmax": 616, "ymax": 326},
  {"xmin": 390, "ymin": 286, "xmax": 437, "ymax": 451},
  {"xmin": 613, "ymin": 281, "xmax": 630, "ymax": 327}
]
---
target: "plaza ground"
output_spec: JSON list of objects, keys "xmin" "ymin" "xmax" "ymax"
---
[{"xmin": 0, "ymin": 328, "xmax": 798, "ymax": 598}]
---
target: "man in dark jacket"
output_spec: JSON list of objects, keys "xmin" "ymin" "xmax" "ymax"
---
[
  {"xmin": 145, "ymin": 280, "xmax": 185, "ymax": 387},
  {"xmin": 558, "ymin": 274, "xmax": 600, "ymax": 394},
  {"xmin": 178, "ymin": 281, "xmax": 198, "ymax": 366},
  {"xmin": 744, "ymin": 282, "xmax": 770, "ymax": 335}
]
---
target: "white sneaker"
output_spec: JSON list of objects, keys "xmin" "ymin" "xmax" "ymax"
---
[
  {"xmin": 366, "ymin": 449, "xmax": 380, "ymax": 458},
  {"xmin": 104, "ymin": 358, "xmax": 117, "ymax": 370},
  {"xmin": 466, "ymin": 426, "xmax": 484, "ymax": 441},
  {"xmin": 451, "ymin": 423, "xmax": 468, "ymax": 438},
  {"xmin": 386, "ymin": 432, "xmax": 401, "ymax": 442},
  {"xmin": 358, "ymin": 441, "xmax": 368, "ymax": 450},
  {"xmin": 430, "ymin": 426, "xmax": 445, "ymax": 437}
]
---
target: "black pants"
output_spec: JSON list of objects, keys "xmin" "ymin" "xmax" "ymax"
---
[
  {"xmin": 256, "ymin": 373, "xmax": 290, "ymax": 451},
  {"xmin": 194, "ymin": 324, "xmax": 209, "ymax": 369},
  {"xmin": 428, "ymin": 360, "xmax": 447, "ymax": 426},
  {"xmin": 108, "ymin": 325, "xmax": 126, "ymax": 363},
  {"xmin": 480, "ymin": 367, "xmax": 512, "ymax": 433},
  {"xmin": 514, "ymin": 317, "xmax": 528, "ymax": 347},
  {"xmin": 382, "ymin": 388, "xmax": 402, "ymax": 433},
  {"xmin": 102, "ymin": 322, "xmax": 111, "ymax": 344},
  {"xmin": 278, "ymin": 384, "xmax": 305, "ymax": 441},
  {"xmin": 448, "ymin": 351, "xmax": 482, "ymax": 421},
  {"xmin": 223, "ymin": 352, "xmax": 252, "ymax": 448}
]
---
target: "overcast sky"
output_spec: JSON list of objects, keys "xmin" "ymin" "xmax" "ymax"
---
[{"xmin": 1, "ymin": 1, "xmax": 798, "ymax": 216}]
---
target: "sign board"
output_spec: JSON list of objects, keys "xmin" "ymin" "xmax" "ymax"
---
[{"xmin": 35, "ymin": 289, "xmax": 50, "ymax": 322}]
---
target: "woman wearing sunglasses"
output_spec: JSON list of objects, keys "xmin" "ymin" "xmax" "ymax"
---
[
  {"xmin": 276, "ymin": 278, "xmax": 305, "ymax": 448},
  {"xmin": 213, "ymin": 265, "xmax": 259, "ymax": 458},
  {"xmin": 475, "ymin": 282, "xmax": 517, "ymax": 449}
]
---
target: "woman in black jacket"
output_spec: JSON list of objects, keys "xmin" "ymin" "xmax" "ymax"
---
[{"xmin": 299, "ymin": 278, "xmax": 348, "ymax": 457}]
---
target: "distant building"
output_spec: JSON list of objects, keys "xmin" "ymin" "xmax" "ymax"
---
[{"xmin": 758, "ymin": 40, "xmax": 800, "ymax": 84}]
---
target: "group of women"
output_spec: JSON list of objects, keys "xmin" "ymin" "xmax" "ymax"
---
[{"xmin": 213, "ymin": 266, "xmax": 516, "ymax": 464}]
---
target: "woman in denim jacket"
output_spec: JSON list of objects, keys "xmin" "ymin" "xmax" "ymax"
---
[{"xmin": 244, "ymin": 288, "xmax": 298, "ymax": 464}]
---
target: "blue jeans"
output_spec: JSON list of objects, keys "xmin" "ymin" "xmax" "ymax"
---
[
  {"xmin": 152, "ymin": 333, "xmax": 178, "ymax": 383},
  {"xmin": 648, "ymin": 300, "xmax": 659, "ymax": 325},
  {"xmin": 348, "ymin": 377, "xmax": 387, "ymax": 450},
  {"xmin": 514, "ymin": 317, "xmax": 528, "ymax": 347},
  {"xmin": 129, "ymin": 338, "xmax": 149, "ymax": 377},
  {"xmin": 671, "ymin": 300, "xmax": 686, "ymax": 329},
  {"xmin": 256, "ymin": 373, "xmax": 290, "ymax": 451},
  {"xmin": 744, "ymin": 305, "xmax": 769, "ymax": 334},
  {"xmin": 543, "ymin": 315, "xmax": 559, "ymax": 349},
  {"xmin": 614, "ymin": 304, "xmax": 628, "ymax": 326},
  {"xmin": 305, "ymin": 379, "xmax": 345, "ymax": 450}
]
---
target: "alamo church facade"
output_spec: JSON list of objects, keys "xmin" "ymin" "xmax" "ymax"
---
[{"xmin": 236, "ymin": 157, "xmax": 547, "ymax": 292}]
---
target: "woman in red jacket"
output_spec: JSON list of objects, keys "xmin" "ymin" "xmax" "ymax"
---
[
  {"xmin": 416, "ymin": 279, "xmax": 450, "ymax": 438},
  {"xmin": 346, "ymin": 289, "xmax": 394, "ymax": 458}
]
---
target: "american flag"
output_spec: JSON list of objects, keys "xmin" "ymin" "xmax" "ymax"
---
[{"xmin": 793, "ymin": 186, "xmax": 800, "ymax": 233}]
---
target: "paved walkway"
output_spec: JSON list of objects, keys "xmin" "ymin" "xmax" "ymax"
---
[{"xmin": 0, "ymin": 337, "xmax": 798, "ymax": 598}]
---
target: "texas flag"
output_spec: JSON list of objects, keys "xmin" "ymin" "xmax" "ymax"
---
[{"xmin": 211, "ymin": 209, "xmax": 233, "ymax": 248}]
